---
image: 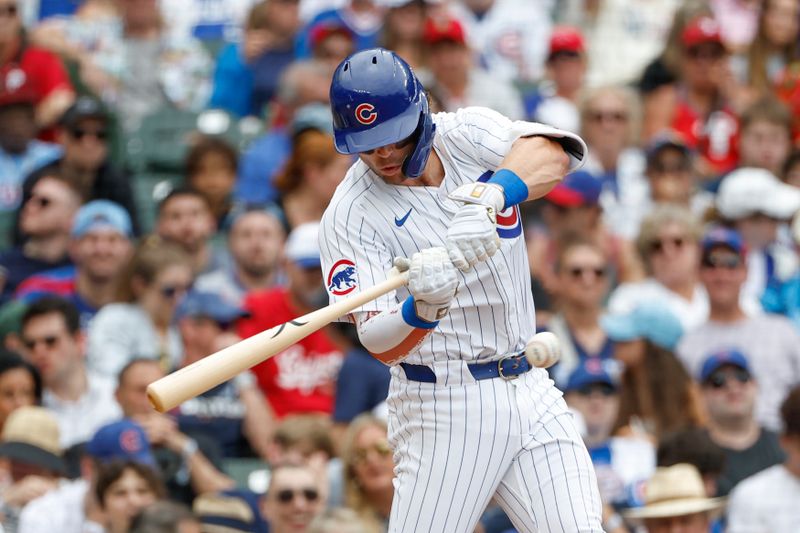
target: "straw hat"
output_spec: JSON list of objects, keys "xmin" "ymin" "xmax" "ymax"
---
[
  {"xmin": 623, "ymin": 464, "xmax": 726, "ymax": 520},
  {"xmin": 0, "ymin": 406, "xmax": 64, "ymax": 473}
]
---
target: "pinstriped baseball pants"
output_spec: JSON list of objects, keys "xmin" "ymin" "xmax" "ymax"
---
[{"xmin": 386, "ymin": 363, "xmax": 604, "ymax": 533}]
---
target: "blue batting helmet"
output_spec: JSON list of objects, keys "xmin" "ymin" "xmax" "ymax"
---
[{"xmin": 330, "ymin": 48, "xmax": 435, "ymax": 178}]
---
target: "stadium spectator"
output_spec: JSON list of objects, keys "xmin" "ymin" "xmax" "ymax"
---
[
  {"xmin": 114, "ymin": 358, "xmax": 234, "ymax": 504},
  {"xmin": 622, "ymin": 463, "xmax": 726, "ymax": 533},
  {"xmin": 156, "ymin": 188, "xmax": 226, "ymax": 275},
  {"xmin": 173, "ymin": 290, "xmax": 273, "ymax": 459},
  {"xmin": 736, "ymin": 97, "xmax": 793, "ymax": 177},
  {"xmin": 732, "ymin": 0, "xmax": 800, "ymax": 98},
  {"xmin": 424, "ymin": 16, "xmax": 524, "ymax": 120},
  {"xmin": 449, "ymin": 0, "xmax": 551, "ymax": 83},
  {"xmin": 0, "ymin": 0, "xmax": 74, "ymax": 129},
  {"xmin": 79, "ymin": 0, "xmax": 211, "ymax": 132},
  {"xmin": 308, "ymin": 508, "xmax": 369, "ymax": 533},
  {"xmin": 578, "ymin": 85, "xmax": 648, "ymax": 241},
  {"xmin": 235, "ymin": 68, "xmax": 334, "ymax": 205},
  {"xmin": 209, "ymin": 0, "xmax": 301, "ymax": 118},
  {"xmin": 296, "ymin": 0, "xmax": 383, "ymax": 60},
  {"xmin": 727, "ymin": 385, "xmax": 800, "ymax": 531},
  {"xmin": 563, "ymin": 359, "xmax": 655, "ymax": 511},
  {"xmin": 340, "ymin": 415, "xmax": 393, "ymax": 533},
  {"xmin": 129, "ymin": 500, "xmax": 201, "ymax": 533},
  {"xmin": 87, "ymin": 238, "xmax": 193, "ymax": 377},
  {"xmin": 194, "ymin": 488, "xmax": 269, "ymax": 533},
  {"xmin": 15, "ymin": 417, "xmax": 158, "ymax": 533},
  {"xmin": 19, "ymin": 96, "xmax": 140, "ymax": 237},
  {"xmin": 307, "ymin": 19, "xmax": 356, "ymax": 76},
  {"xmin": 677, "ymin": 227, "xmax": 800, "ymax": 431},
  {"xmin": 0, "ymin": 406, "xmax": 64, "ymax": 530},
  {"xmin": 20, "ymin": 297, "xmax": 121, "ymax": 447},
  {"xmin": 602, "ymin": 301, "xmax": 705, "ymax": 440},
  {"xmin": 379, "ymin": 0, "xmax": 434, "ymax": 73},
  {"xmin": 15, "ymin": 200, "xmax": 134, "ymax": 327},
  {"xmin": 697, "ymin": 349, "xmax": 785, "ymax": 495},
  {"xmin": 716, "ymin": 168, "xmax": 800, "ymax": 306},
  {"xmin": 657, "ymin": 427, "xmax": 727, "ymax": 498},
  {"xmin": 0, "ymin": 349, "xmax": 40, "ymax": 433},
  {"xmin": 94, "ymin": 459, "xmax": 166, "ymax": 533},
  {"xmin": 239, "ymin": 223, "xmax": 343, "ymax": 418},
  {"xmin": 0, "ymin": 70, "xmax": 62, "ymax": 220},
  {"xmin": 0, "ymin": 171, "xmax": 79, "ymax": 302},
  {"xmin": 261, "ymin": 462, "xmax": 324, "ymax": 533},
  {"xmin": 608, "ymin": 204, "xmax": 709, "ymax": 331},
  {"xmin": 274, "ymin": 126, "xmax": 352, "ymax": 228},
  {"xmin": 194, "ymin": 205, "xmax": 286, "ymax": 306},
  {"xmin": 529, "ymin": 26, "xmax": 586, "ymax": 133},
  {"xmin": 670, "ymin": 16, "xmax": 740, "ymax": 178},
  {"xmin": 546, "ymin": 239, "xmax": 616, "ymax": 389},
  {"xmin": 185, "ymin": 136, "xmax": 238, "ymax": 229}
]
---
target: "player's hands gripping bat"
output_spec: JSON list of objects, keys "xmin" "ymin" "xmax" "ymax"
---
[
  {"xmin": 446, "ymin": 182, "xmax": 505, "ymax": 272},
  {"xmin": 394, "ymin": 247, "xmax": 458, "ymax": 322}
]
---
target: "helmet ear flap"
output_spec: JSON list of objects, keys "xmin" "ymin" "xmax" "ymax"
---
[{"xmin": 402, "ymin": 91, "xmax": 436, "ymax": 178}]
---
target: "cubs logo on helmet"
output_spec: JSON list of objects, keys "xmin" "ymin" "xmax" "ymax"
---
[
  {"xmin": 477, "ymin": 171, "xmax": 522, "ymax": 238},
  {"xmin": 355, "ymin": 103, "xmax": 377, "ymax": 125},
  {"xmin": 327, "ymin": 259, "xmax": 358, "ymax": 296}
]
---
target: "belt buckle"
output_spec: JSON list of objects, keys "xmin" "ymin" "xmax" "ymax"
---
[{"xmin": 497, "ymin": 355, "xmax": 520, "ymax": 380}]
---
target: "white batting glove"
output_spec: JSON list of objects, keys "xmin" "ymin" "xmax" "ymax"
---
[
  {"xmin": 394, "ymin": 247, "xmax": 458, "ymax": 322},
  {"xmin": 446, "ymin": 183, "xmax": 504, "ymax": 272}
]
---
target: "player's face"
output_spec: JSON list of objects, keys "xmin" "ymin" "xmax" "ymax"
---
[{"xmin": 358, "ymin": 134, "xmax": 417, "ymax": 185}]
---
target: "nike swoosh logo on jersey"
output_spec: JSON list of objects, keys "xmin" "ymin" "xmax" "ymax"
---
[{"xmin": 395, "ymin": 208, "xmax": 412, "ymax": 227}]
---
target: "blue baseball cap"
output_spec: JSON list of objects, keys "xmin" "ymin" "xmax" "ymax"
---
[
  {"xmin": 545, "ymin": 171, "xmax": 602, "ymax": 207},
  {"xmin": 72, "ymin": 200, "xmax": 132, "ymax": 238},
  {"xmin": 86, "ymin": 419, "xmax": 156, "ymax": 466},
  {"xmin": 194, "ymin": 489, "xmax": 269, "ymax": 533},
  {"xmin": 565, "ymin": 358, "xmax": 619, "ymax": 393},
  {"xmin": 601, "ymin": 301, "xmax": 684, "ymax": 351},
  {"xmin": 701, "ymin": 226, "xmax": 744, "ymax": 256},
  {"xmin": 699, "ymin": 349, "xmax": 751, "ymax": 382},
  {"xmin": 645, "ymin": 132, "xmax": 690, "ymax": 163},
  {"xmin": 175, "ymin": 290, "xmax": 250, "ymax": 324}
]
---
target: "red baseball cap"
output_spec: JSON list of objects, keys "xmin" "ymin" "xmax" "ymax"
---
[
  {"xmin": 682, "ymin": 16, "xmax": 723, "ymax": 48},
  {"xmin": 309, "ymin": 20, "xmax": 354, "ymax": 49},
  {"xmin": 423, "ymin": 16, "xmax": 466, "ymax": 46},
  {"xmin": 0, "ymin": 67, "xmax": 36, "ymax": 108},
  {"xmin": 549, "ymin": 26, "xmax": 584, "ymax": 56}
]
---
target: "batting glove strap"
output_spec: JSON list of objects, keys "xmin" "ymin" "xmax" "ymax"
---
[
  {"xmin": 401, "ymin": 296, "xmax": 441, "ymax": 329},
  {"xmin": 448, "ymin": 182, "xmax": 505, "ymax": 212}
]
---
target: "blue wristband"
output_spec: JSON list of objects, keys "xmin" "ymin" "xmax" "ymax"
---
[
  {"xmin": 401, "ymin": 296, "xmax": 439, "ymax": 329},
  {"xmin": 488, "ymin": 168, "xmax": 528, "ymax": 209}
]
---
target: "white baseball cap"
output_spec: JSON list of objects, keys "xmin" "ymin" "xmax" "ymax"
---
[
  {"xmin": 285, "ymin": 222, "xmax": 321, "ymax": 268},
  {"xmin": 716, "ymin": 167, "xmax": 800, "ymax": 220}
]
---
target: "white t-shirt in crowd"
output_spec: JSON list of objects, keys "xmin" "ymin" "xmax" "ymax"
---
[{"xmin": 727, "ymin": 464, "xmax": 800, "ymax": 533}]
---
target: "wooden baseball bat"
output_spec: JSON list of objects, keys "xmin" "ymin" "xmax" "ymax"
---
[{"xmin": 147, "ymin": 268, "xmax": 409, "ymax": 413}]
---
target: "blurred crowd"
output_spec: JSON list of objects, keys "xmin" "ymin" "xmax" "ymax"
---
[{"xmin": 0, "ymin": 0, "xmax": 799, "ymax": 532}]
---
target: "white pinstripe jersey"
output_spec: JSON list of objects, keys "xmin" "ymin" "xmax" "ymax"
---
[{"xmin": 320, "ymin": 107, "xmax": 586, "ymax": 365}]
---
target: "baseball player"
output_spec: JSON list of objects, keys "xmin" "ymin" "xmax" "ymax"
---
[{"xmin": 320, "ymin": 48, "xmax": 603, "ymax": 532}]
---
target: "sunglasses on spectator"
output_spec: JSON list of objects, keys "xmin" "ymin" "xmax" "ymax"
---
[
  {"xmin": 159, "ymin": 284, "xmax": 191, "ymax": 299},
  {"xmin": 575, "ymin": 383, "xmax": 617, "ymax": 397},
  {"xmin": 586, "ymin": 111, "xmax": 628, "ymax": 124},
  {"xmin": 70, "ymin": 127, "xmax": 109, "ymax": 141},
  {"xmin": 649, "ymin": 237, "xmax": 687, "ymax": 254},
  {"xmin": 705, "ymin": 367, "xmax": 751, "ymax": 389},
  {"xmin": 22, "ymin": 335, "xmax": 59, "ymax": 351},
  {"xmin": 567, "ymin": 266, "xmax": 606, "ymax": 280},
  {"xmin": 275, "ymin": 487, "xmax": 320, "ymax": 504},
  {"xmin": 353, "ymin": 440, "xmax": 392, "ymax": 464},
  {"xmin": 701, "ymin": 253, "xmax": 742, "ymax": 270},
  {"xmin": 0, "ymin": 4, "xmax": 17, "ymax": 17}
]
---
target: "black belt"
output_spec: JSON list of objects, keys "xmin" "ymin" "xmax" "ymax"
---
[{"xmin": 400, "ymin": 354, "xmax": 530, "ymax": 383}]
